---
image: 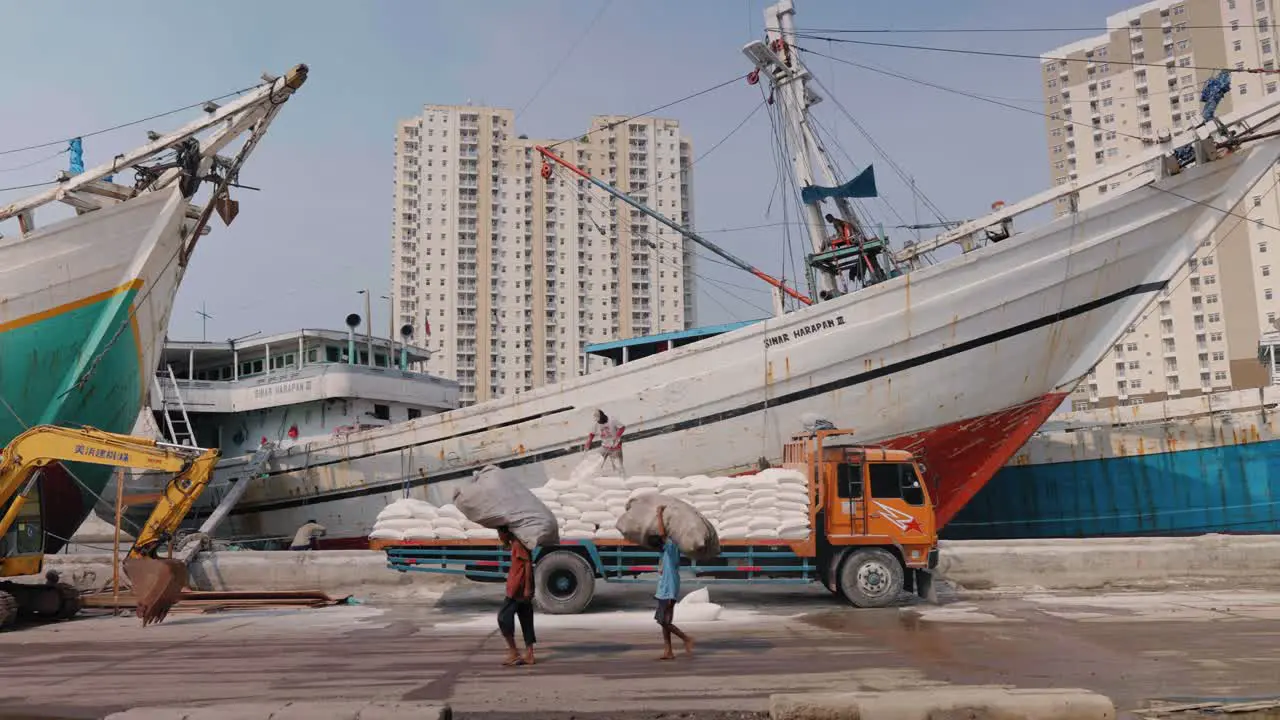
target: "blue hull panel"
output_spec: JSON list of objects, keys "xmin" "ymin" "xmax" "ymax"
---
[{"xmin": 945, "ymin": 440, "xmax": 1280, "ymax": 539}]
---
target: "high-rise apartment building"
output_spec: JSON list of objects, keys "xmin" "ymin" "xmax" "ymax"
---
[
  {"xmin": 391, "ymin": 105, "xmax": 697, "ymax": 405},
  {"xmin": 1041, "ymin": 0, "xmax": 1280, "ymax": 410}
]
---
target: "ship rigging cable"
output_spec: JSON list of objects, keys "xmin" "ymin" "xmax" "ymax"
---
[
  {"xmin": 546, "ymin": 73, "xmax": 749, "ymax": 149},
  {"xmin": 806, "ymin": 72, "xmax": 949, "ymax": 224},
  {"xmin": 515, "ymin": 0, "xmax": 614, "ymax": 120},
  {"xmin": 0, "ymin": 148, "xmax": 68, "ymax": 174},
  {"xmin": 788, "ymin": 24, "xmax": 1280, "ymax": 35},
  {"xmin": 0, "ymin": 83, "xmax": 263, "ymax": 157},
  {"xmin": 799, "ymin": 46, "xmax": 1152, "ymax": 144},
  {"xmin": 789, "ymin": 33, "xmax": 1280, "ymax": 76}
]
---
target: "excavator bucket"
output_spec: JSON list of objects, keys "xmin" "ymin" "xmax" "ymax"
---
[{"xmin": 123, "ymin": 557, "xmax": 188, "ymax": 626}]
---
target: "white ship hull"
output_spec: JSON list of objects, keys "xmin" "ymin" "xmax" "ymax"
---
[
  {"xmin": 1, "ymin": 188, "xmax": 190, "ymax": 549},
  {"xmin": 176, "ymin": 141, "xmax": 1280, "ymax": 546}
]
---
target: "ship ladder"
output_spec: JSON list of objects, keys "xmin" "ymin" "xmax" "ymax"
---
[{"xmin": 153, "ymin": 365, "xmax": 197, "ymax": 447}]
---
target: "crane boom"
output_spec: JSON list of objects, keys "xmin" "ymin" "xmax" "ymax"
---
[{"xmin": 536, "ymin": 145, "xmax": 813, "ymax": 307}]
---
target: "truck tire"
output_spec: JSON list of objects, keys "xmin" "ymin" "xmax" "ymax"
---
[
  {"xmin": 838, "ymin": 548, "xmax": 904, "ymax": 608},
  {"xmin": 534, "ymin": 550, "xmax": 595, "ymax": 615}
]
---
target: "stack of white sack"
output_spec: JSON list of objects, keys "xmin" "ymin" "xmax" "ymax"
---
[
  {"xmin": 531, "ymin": 461, "xmax": 811, "ymax": 542},
  {"xmin": 369, "ymin": 461, "xmax": 811, "ymax": 544},
  {"xmin": 369, "ymin": 498, "xmax": 497, "ymax": 542}
]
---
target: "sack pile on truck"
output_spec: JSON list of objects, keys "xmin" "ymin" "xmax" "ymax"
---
[
  {"xmin": 369, "ymin": 457, "xmax": 812, "ymax": 545},
  {"xmin": 453, "ymin": 465, "xmax": 560, "ymax": 550},
  {"xmin": 616, "ymin": 493, "xmax": 721, "ymax": 562},
  {"xmin": 369, "ymin": 499, "xmax": 496, "ymax": 541}
]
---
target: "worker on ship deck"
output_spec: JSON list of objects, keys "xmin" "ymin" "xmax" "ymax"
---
[
  {"xmin": 584, "ymin": 409, "xmax": 626, "ymax": 479},
  {"xmin": 824, "ymin": 213, "xmax": 856, "ymax": 251}
]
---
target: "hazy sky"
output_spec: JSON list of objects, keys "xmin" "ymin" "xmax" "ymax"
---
[{"xmin": 0, "ymin": 0, "xmax": 1135, "ymax": 342}]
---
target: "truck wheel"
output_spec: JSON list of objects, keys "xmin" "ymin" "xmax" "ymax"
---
[
  {"xmin": 534, "ymin": 550, "xmax": 595, "ymax": 615},
  {"xmin": 838, "ymin": 548, "xmax": 904, "ymax": 608}
]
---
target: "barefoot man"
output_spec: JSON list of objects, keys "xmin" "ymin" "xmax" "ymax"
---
[
  {"xmin": 497, "ymin": 526, "xmax": 536, "ymax": 666},
  {"xmin": 654, "ymin": 505, "xmax": 693, "ymax": 660}
]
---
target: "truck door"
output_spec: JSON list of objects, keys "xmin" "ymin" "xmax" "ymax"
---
[
  {"xmin": 824, "ymin": 459, "xmax": 864, "ymax": 538},
  {"xmin": 866, "ymin": 462, "xmax": 934, "ymax": 543}
]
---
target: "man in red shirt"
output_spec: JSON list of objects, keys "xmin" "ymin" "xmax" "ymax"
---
[{"xmin": 497, "ymin": 526, "xmax": 536, "ymax": 666}]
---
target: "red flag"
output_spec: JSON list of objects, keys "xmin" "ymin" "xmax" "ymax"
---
[{"xmin": 424, "ymin": 318, "xmax": 432, "ymax": 337}]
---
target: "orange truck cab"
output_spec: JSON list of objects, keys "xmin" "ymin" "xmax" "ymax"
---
[{"xmin": 782, "ymin": 428, "xmax": 938, "ymax": 606}]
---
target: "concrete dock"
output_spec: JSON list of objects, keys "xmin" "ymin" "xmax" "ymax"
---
[{"xmin": 3, "ymin": 581, "xmax": 1280, "ymax": 719}]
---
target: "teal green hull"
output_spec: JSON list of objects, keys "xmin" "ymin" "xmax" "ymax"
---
[{"xmin": 0, "ymin": 286, "xmax": 143, "ymax": 553}]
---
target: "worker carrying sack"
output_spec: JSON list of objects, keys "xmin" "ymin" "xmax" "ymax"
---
[
  {"xmin": 616, "ymin": 493, "xmax": 721, "ymax": 561},
  {"xmin": 454, "ymin": 465, "xmax": 560, "ymax": 549}
]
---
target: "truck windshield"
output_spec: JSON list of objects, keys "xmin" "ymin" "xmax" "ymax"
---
[{"xmin": 869, "ymin": 463, "xmax": 925, "ymax": 506}]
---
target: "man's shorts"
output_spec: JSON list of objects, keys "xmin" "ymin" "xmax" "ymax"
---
[{"xmin": 654, "ymin": 598, "xmax": 676, "ymax": 626}]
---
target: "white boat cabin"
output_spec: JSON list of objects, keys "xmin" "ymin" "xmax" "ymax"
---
[{"xmin": 149, "ymin": 329, "xmax": 459, "ymax": 456}]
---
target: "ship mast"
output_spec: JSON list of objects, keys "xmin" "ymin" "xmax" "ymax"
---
[{"xmin": 743, "ymin": 0, "xmax": 840, "ymax": 298}]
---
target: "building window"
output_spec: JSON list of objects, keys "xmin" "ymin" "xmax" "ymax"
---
[
  {"xmin": 1212, "ymin": 351, "xmax": 1226, "ymax": 361},
  {"xmin": 407, "ymin": 408, "xmax": 422, "ymax": 420},
  {"xmin": 373, "ymin": 404, "xmax": 391, "ymax": 421},
  {"xmin": 1235, "ymin": 40, "xmax": 1244, "ymax": 52},
  {"xmin": 1262, "ymin": 242, "xmax": 1270, "ymax": 253},
  {"xmin": 1266, "ymin": 38, "xmax": 1274, "ymax": 54},
  {"xmin": 1072, "ymin": 400, "xmax": 1091, "ymax": 412},
  {"xmin": 1211, "ymin": 331, "xmax": 1224, "ymax": 342},
  {"xmin": 1263, "ymin": 265, "xmax": 1271, "ymax": 276},
  {"xmin": 1128, "ymin": 361, "xmax": 1141, "ymax": 370},
  {"xmin": 1209, "ymin": 312, "xmax": 1222, "ymax": 322},
  {"xmin": 1242, "ymin": 84, "xmax": 1250, "ymax": 95},
  {"xmin": 1207, "ymin": 294, "xmax": 1219, "ymax": 304},
  {"xmin": 1130, "ymin": 379, "xmax": 1143, "ymax": 389},
  {"xmin": 1215, "ymin": 371, "xmax": 1228, "ymax": 381},
  {"xmin": 1268, "ymin": 288, "xmax": 1275, "ymax": 300}
]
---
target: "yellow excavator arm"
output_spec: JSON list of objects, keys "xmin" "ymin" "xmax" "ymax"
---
[{"xmin": 0, "ymin": 425, "xmax": 221, "ymax": 626}]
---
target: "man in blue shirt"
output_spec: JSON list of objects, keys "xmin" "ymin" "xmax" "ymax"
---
[{"xmin": 654, "ymin": 505, "xmax": 694, "ymax": 660}]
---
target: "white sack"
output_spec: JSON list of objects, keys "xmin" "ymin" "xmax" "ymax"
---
[
  {"xmin": 368, "ymin": 528, "xmax": 405, "ymax": 541},
  {"xmin": 375, "ymin": 502, "xmax": 413, "ymax": 521},
  {"xmin": 374, "ymin": 518, "xmax": 428, "ymax": 532}
]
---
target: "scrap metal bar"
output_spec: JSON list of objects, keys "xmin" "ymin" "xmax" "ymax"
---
[{"xmin": 536, "ymin": 145, "xmax": 813, "ymax": 306}]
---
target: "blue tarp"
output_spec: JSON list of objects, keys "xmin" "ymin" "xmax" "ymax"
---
[
  {"xmin": 68, "ymin": 137, "xmax": 83, "ymax": 175},
  {"xmin": 800, "ymin": 165, "xmax": 877, "ymax": 206},
  {"xmin": 1200, "ymin": 70, "xmax": 1232, "ymax": 122}
]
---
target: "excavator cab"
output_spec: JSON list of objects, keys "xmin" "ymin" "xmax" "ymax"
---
[{"xmin": 0, "ymin": 425, "xmax": 220, "ymax": 629}]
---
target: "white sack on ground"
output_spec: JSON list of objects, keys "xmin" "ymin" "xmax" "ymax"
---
[
  {"xmin": 616, "ymin": 493, "xmax": 721, "ymax": 561},
  {"xmin": 453, "ymin": 465, "xmax": 560, "ymax": 549}
]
